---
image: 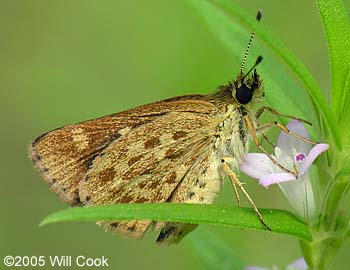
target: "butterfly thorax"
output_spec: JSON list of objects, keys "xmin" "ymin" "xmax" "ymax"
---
[
  {"xmin": 213, "ymin": 104, "xmax": 253, "ymax": 168},
  {"xmin": 209, "ymin": 69, "xmax": 264, "ymax": 168}
]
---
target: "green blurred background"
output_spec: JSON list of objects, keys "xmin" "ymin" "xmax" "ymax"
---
[{"xmin": 1, "ymin": 1, "xmax": 348, "ymax": 269}]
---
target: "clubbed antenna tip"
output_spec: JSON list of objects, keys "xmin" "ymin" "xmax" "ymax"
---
[
  {"xmin": 256, "ymin": 10, "xmax": 262, "ymax": 21},
  {"xmin": 242, "ymin": 56, "xmax": 263, "ymax": 81},
  {"xmin": 256, "ymin": 55, "xmax": 263, "ymax": 65}
]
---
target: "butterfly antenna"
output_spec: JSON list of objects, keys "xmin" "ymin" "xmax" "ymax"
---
[
  {"xmin": 242, "ymin": 56, "xmax": 263, "ymax": 81},
  {"xmin": 240, "ymin": 10, "xmax": 262, "ymax": 74}
]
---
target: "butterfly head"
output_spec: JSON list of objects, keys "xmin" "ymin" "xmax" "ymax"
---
[{"xmin": 232, "ymin": 56, "xmax": 264, "ymax": 106}]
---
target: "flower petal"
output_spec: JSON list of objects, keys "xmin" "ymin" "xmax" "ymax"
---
[
  {"xmin": 286, "ymin": 257, "xmax": 308, "ymax": 270},
  {"xmin": 278, "ymin": 175, "xmax": 316, "ymax": 220},
  {"xmin": 240, "ymin": 153, "xmax": 276, "ymax": 179},
  {"xmin": 277, "ymin": 120, "xmax": 311, "ymax": 157},
  {"xmin": 245, "ymin": 266, "xmax": 269, "ymax": 270},
  {"xmin": 299, "ymin": 143, "xmax": 329, "ymax": 175},
  {"xmin": 259, "ymin": 173, "xmax": 296, "ymax": 187}
]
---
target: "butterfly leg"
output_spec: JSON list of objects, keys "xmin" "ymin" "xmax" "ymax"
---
[
  {"xmin": 221, "ymin": 158, "xmax": 271, "ymax": 230},
  {"xmin": 255, "ymin": 106, "xmax": 312, "ymax": 126},
  {"xmin": 244, "ymin": 115, "xmax": 298, "ymax": 177},
  {"xmin": 255, "ymin": 121, "xmax": 318, "ymax": 145},
  {"xmin": 260, "ymin": 132, "xmax": 276, "ymax": 148},
  {"xmin": 231, "ymin": 177, "xmax": 242, "ymax": 207}
]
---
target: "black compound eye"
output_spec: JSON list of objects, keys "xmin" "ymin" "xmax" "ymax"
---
[{"xmin": 236, "ymin": 85, "xmax": 253, "ymax": 104}]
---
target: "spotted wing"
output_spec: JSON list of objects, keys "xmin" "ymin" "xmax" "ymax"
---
[
  {"xmin": 29, "ymin": 114, "xmax": 157, "ymax": 205},
  {"xmin": 28, "ymin": 96, "xmax": 220, "ymax": 206},
  {"xmin": 79, "ymin": 108, "xmax": 222, "ymax": 239}
]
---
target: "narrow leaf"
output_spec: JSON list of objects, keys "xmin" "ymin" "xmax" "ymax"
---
[
  {"xmin": 40, "ymin": 203, "xmax": 312, "ymax": 241},
  {"xmin": 188, "ymin": 0, "xmax": 341, "ymax": 149},
  {"xmin": 185, "ymin": 228, "xmax": 245, "ymax": 270},
  {"xmin": 188, "ymin": 0, "xmax": 316, "ymax": 131},
  {"xmin": 339, "ymin": 68, "xmax": 350, "ymax": 147},
  {"xmin": 317, "ymin": 0, "xmax": 350, "ymax": 121}
]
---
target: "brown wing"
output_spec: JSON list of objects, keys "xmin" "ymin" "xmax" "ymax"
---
[
  {"xmin": 79, "ymin": 109, "xmax": 221, "ymax": 239},
  {"xmin": 28, "ymin": 96, "xmax": 220, "ymax": 206},
  {"xmin": 155, "ymin": 136, "xmax": 223, "ymax": 245},
  {"xmin": 29, "ymin": 115, "xmax": 157, "ymax": 205}
]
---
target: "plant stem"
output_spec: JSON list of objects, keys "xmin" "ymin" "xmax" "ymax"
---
[
  {"xmin": 300, "ymin": 169, "xmax": 350, "ymax": 270},
  {"xmin": 299, "ymin": 232, "xmax": 338, "ymax": 270}
]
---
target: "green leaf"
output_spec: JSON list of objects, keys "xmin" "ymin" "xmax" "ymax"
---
[
  {"xmin": 339, "ymin": 68, "xmax": 350, "ymax": 147},
  {"xmin": 40, "ymin": 203, "xmax": 312, "ymax": 241},
  {"xmin": 188, "ymin": 0, "xmax": 341, "ymax": 148},
  {"xmin": 189, "ymin": 0, "xmax": 316, "ymax": 129},
  {"xmin": 317, "ymin": 0, "xmax": 350, "ymax": 122},
  {"xmin": 185, "ymin": 228, "xmax": 245, "ymax": 270},
  {"xmin": 321, "ymin": 168, "xmax": 350, "ymax": 231}
]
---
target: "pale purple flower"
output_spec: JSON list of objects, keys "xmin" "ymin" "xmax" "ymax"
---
[
  {"xmin": 245, "ymin": 267, "xmax": 266, "ymax": 270},
  {"xmin": 286, "ymin": 257, "xmax": 308, "ymax": 270},
  {"xmin": 245, "ymin": 266, "xmax": 278, "ymax": 270},
  {"xmin": 245, "ymin": 257, "xmax": 308, "ymax": 270},
  {"xmin": 240, "ymin": 120, "xmax": 328, "ymax": 219}
]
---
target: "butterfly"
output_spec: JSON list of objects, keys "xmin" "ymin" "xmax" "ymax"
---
[{"xmin": 29, "ymin": 10, "xmax": 314, "ymax": 245}]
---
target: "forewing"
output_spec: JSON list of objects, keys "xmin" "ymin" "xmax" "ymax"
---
[
  {"xmin": 79, "ymin": 110, "xmax": 220, "ymax": 239},
  {"xmin": 28, "ymin": 115, "xmax": 156, "ymax": 205},
  {"xmin": 29, "ymin": 96, "xmax": 220, "ymax": 206}
]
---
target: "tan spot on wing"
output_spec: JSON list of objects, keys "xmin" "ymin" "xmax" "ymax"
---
[
  {"xmin": 71, "ymin": 127, "xmax": 89, "ymax": 151},
  {"xmin": 159, "ymin": 133, "xmax": 173, "ymax": 143},
  {"xmin": 118, "ymin": 127, "xmax": 131, "ymax": 136}
]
